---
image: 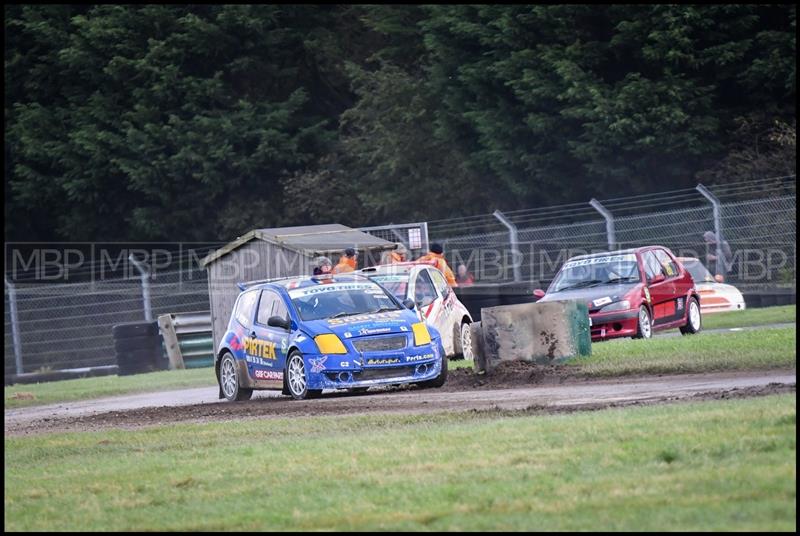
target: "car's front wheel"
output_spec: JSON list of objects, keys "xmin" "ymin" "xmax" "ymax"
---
[
  {"xmin": 286, "ymin": 351, "xmax": 322, "ymax": 400},
  {"xmin": 633, "ymin": 305, "xmax": 652, "ymax": 339},
  {"xmin": 679, "ymin": 297, "xmax": 702, "ymax": 335},
  {"xmin": 220, "ymin": 353, "xmax": 253, "ymax": 402}
]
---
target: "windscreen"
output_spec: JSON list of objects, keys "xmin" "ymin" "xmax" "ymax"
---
[
  {"xmin": 368, "ymin": 274, "xmax": 409, "ymax": 300},
  {"xmin": 682, "ymin": 259, "xmax": 714, "ymax": 283},
  {"xmin": 288, "ymin": 282, "xmax": 401, "ymax": 321},
  {"xmin": 551, "ymin": 254, "xmax": 641, "ymax": 292}
]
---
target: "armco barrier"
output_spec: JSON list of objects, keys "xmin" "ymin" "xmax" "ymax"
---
[{"xmin": 158, "ymin": 312, "xmax": 214, "ymax": 369}]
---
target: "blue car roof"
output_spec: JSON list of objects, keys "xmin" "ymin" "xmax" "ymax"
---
[{"xmin": 237, "ymin": 273, "xmax": 375, "ymax": 291}]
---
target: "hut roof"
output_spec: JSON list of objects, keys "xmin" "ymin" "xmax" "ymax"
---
[{"xmin": 200, "ymin": 224, "xmax": 395, "ymax": 267}]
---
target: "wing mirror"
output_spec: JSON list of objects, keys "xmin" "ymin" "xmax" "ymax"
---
[
  {"xmin": 533, "ymin": 289, "xmax": 546, "ymax": 299},
  {"xmin": 267, "ymin": 316, "xmax": 291, "ymax": 330},
  {"xmin": 402, "ymin": 298, "xmax": 416, "ymax": 310}
]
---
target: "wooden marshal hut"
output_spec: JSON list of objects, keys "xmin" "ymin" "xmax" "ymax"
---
[{"xmin": 200, "ymin": 224, "xmax": 396, "ymax": 350}]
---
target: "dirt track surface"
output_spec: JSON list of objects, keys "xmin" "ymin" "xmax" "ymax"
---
[{"xmin": 5, "ymin": 368, "xmax": 795, "ymax": 436}]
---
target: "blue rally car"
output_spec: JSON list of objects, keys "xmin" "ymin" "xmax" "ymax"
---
[{"xmin": 215, "ymin": 274, "xmax": 448, "ymax": 401}]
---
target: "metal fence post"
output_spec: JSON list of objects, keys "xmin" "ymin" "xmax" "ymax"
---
[
  {"xmin": 696, "ymin": 183, "xmax": 726, "ymax": 278},
  {"xmin": 493, "ymin": 209, "xmax": 521, "ymax": 282},
  {"xmin": 128, "ymin": 254, "xmax": 153, "ymax": 322},
  {"xmin": 590, "ymin": 199, "xmax": 616, "ymax": 251},
  {"xmin": 5, "ymin": 277, "xmax": 24, "ymax": 375}
]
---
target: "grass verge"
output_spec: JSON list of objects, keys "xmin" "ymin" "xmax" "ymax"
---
[
  {"xmin": 4, "ymin": 394, "xmax": 795, "ymax": 531},
  {"xmin": 5, "ymin": 368, "xmax": 216, "ymax": 410},
  {"xmin": 702, "ymin": 304, "xmax": 795, "ymax": 330},
  {"xmin": 573, "ymin": 326, "xmax": 795, "ymax": 377}
]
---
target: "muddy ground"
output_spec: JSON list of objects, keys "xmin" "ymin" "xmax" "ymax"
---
[{"xmin": 5, "ymin": 365, "xmax": 795, "ymax": 437}]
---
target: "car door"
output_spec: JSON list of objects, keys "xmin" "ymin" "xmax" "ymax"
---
[
  {"xmin": 641, "ymin": 249, "xmax": 676, "ymax": 326},
  {"xmin": 414, "ymin": 268, "xmax": 455, "ymax": 353},
  {"xmin": 248, "ymin": 289, "xmax": 289, "ymax": 385},
  {"xmin": 652, "ymin": 248, "xmax": 687, "ymax": 324},
  {"xmin": 428, "ymin": 267, "xmax": 458, "ymax": 344}
]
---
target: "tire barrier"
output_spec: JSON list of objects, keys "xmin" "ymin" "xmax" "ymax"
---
[
  {"xmin": 470, "ymin": 300, "xmax": 591, "ymax": 373},
  {"xmin": 112, "ymin": 321, "xmax": 168, "ymax": 376},
  {"xmin": 454, "ymin": 281, "xmax": 543, "ymax": 321}
]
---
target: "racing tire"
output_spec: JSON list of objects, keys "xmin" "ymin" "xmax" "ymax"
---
[
  {"xmin": 420, "ymin": 352, "xmax": 448, "ymax": 389},
  {"xmin": 219, "ymin": 353, "xmax": 253, "ymax": 402},
  {"xmin": 285, "ymin": 351, "xmax": 322, "ymax": 400},
  {"xmin": 456, "ymin": 322, "xmax": 474, "ymax": 361},
  {"xmin": 679, "ymin": 297, "xmax": 702, "ymax": 335},
  {"xmin": 114, "ymin": 335, "xmax": 160, "ymax": 353},
  {"xmin": 633, "ymin": 305, "xmax": 652, "ymax": 340},
  {"xmin": 112, "ymin": 322, "xmax": 159, "ymax": 339}
]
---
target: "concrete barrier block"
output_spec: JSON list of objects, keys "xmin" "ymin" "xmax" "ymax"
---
[
  {"xmin": 469, "ymin": 321, "xmax": 486, "ymax": 373},
  {"xmin": 479, "ymin": 300, "xmax": 591, "ymax": 372}
]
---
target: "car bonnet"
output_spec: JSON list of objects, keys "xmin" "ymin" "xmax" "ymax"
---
[{"xmin": 299, "ymin": 309, "xmax": 421, "ymax": 339}]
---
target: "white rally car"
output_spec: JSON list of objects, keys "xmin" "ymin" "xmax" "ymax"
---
[
  {"xmin": 358, "ymin": 263, "xmax": 474, "ymax": 360},
  {"xmin": 677, "ymin": 257, "xmax": 746, "ymax": 314}
]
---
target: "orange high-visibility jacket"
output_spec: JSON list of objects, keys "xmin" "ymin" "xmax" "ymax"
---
[
  {"xmin": 416, "ymin": 252, "xmax": 457, "ymax": 287},
  {"xmin": 333, "ymin": 256, "xmax": 356, "ymax": 273}
]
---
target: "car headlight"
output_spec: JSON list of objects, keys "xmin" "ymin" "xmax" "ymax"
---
[
  {"xmin": 411, "ymin": 322, "xmax": 431, "ymax": 346},
  {"xmin": 314, "ymin": 334, "xmax": 347, "ymax": 354},
  {"xmin": 600, "ymin": 300, "xmax": 631, "ymax": 313}
]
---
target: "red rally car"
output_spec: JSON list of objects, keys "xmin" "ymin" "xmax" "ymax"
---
[{"xmin": 535, "ymin": 246, "xmax": 702, "ymax": 341}]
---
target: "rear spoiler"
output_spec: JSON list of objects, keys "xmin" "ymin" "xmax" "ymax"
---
[{"xmin": 237, "ymin": 277, "xmax": 287, "ymax": 291}]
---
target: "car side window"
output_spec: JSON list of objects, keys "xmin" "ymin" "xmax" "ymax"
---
[
  {"xmin": 234, "ymin": 290, "xmax": 259, "ymax": 328},
  {"xmin": 429, "ymin": 269, "xmax": 449, "ymax": 297},
  {"xmin": 642, "ymin": 251, "xmax": 663, "ymax": 282},
  {"xmin": 414, "ymin": 270, "xmax": 437, "ymax": 307},
  {"xmin": 271, "ymin": 294, "xmax": 288, "ymax": 320},
  {"xmin": 653, "ymin": 249, "xmax": 679, "ymax": 278},
  {"xmin": 256, "ymin": 290, "xmax": 278, "ymax": 326}
]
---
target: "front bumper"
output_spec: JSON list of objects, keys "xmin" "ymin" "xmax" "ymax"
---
[
  {"xmin": 589, "ymin": 308, "xmax": 640, "ymax": 340},
  {"xmin": 305, "ymin": 343, "xmax": 444, "ymax": 390}
]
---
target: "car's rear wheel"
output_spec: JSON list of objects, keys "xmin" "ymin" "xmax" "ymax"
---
[
  {"xmin": 220, "ymin": 353, "xmax": 253, "ymax": 402},
  {"xmin": 286, "ymin": 351, "xmax": 322, "ymax": 400},
  {"xmin": 633, "ymin": 305, "xmax": 652, "ymax": 339},
  {"xmin": 680, "ymin": 297, "xmax": 702, "ymax": 335},
  {"xmin": 458, "ymin": 322, "xmax": 474, "ymax": 361}
]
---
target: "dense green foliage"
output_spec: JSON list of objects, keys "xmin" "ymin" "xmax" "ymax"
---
[{"xmin": 5, "ymin": 5, "xmax": 796, "ymax": 241}]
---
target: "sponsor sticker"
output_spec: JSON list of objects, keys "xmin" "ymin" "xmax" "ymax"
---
[
  {"xmin": 327, "ymin": 310, "xmax": 404, "ymax": 326},
  {"xmin": 563, "ymin": 254, "xmax": 637, "ymax": 269},
  {"xmin": 244, "ymin": 337, "xmax": 277, "ymax": 360},
  {"xmin": 343, "ymin": 331, "xmax": 353, "ymax": 338},
  {"xmin": 358, "ymin": 327, "xmax": 392, "ymax": 336},
  {"xmin": 676, "ymin": 297, "xmax": 684, "ymax": 310},
  {"xmin": 245, "ymin": 355, "xmax": 273, "ymax": 367},
  {"xmin": 309, "ymin": 356, "xmax": 328, "ymax": 373},
  {"xmin": 366, "ymin": 358, "xmax": 401, "ymax": 366},
  {"xmin": 406, "ymin": 353, "xmax": 434, "ymax": 362},
  {"xmin": 593, "ymin": 296, "xmax": 613, "ymax": 307},
  {"xmin": 289, "ymin": 283, "xmax": 375, "ymax": 298},
  {"xmin": 253, "ymin": 369, "xmax": 283, "ymax": 381}
]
